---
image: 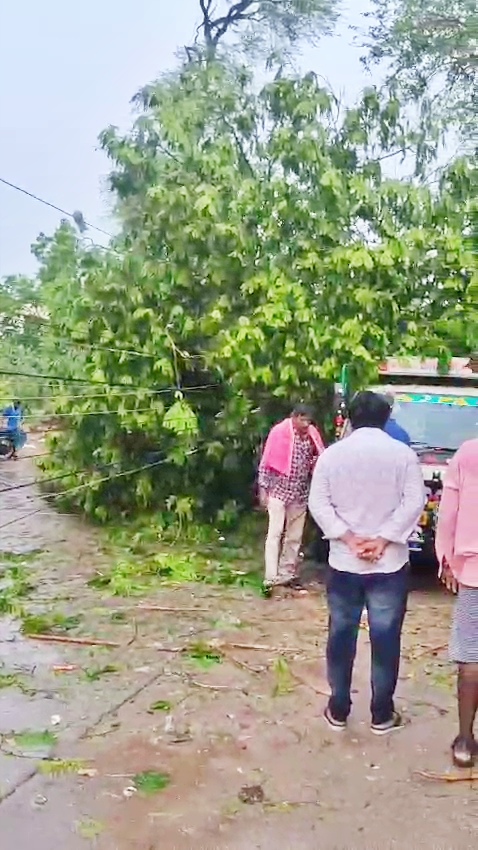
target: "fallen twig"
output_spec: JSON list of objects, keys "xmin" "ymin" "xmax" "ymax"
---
[
  {"xmin": 223, "ymin": 641, "xmax": 304, "ymax": 654},
  {"xmin": 226, "ymin": 653, "xmax": 264, "ymax": 674},
  {"xmin": 137, "ymin": 605, "xmax": 210, "ymax": 614},
  {"xmin": 411, "ymin": 644, "xmax": 448, "ymax": 660},
  {"xmin": 143, "ymin": 640, "xmax": 305, "ymax": 655},
  {"xmin": 289, "ymin": 671, "xmax": 330, "ymax": 697},
  {"xmin": 263, "ymin": 799, "xmax": 322, "ymax": 809},
  {"xmin": 189, "ymin": 679, "xmax": 245, "ymax": 693},
  {"xmin": 126, "ymin": 619, "xmax": 139, "ymax": 647},
  {"xmin": 28, "ymin": 634, "xmax": 120, "ymax": 648},
  {"xmin": 415, "ymin": 770, "xmax": 478, "ymax": 783}
]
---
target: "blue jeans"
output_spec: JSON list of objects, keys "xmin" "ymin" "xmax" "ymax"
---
[{"xmin": 326, "ymin": 566, "xmax": 408, "ymax": 725}]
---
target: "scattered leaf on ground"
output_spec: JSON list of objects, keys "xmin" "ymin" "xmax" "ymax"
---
[
  {"xmin": 0, "ymin": 673, "xmax": 21, "ymax": 690},
  {"xmin": 238, "ymin": 784, "xmax": 265, "ymax": 804},
  {"xmin": 11, "ymin": 729, "xmax": 56, "ymax": 749},
  {"xmin": 133, "ymin": 770, "xmax": 171, "ymax": 795},
  {"xmin": 21, "ymin": 612, "xmax": 82, "ymax": 636},
  {"xmin": 37, "ymin": 758, "xmax": 86, "ymax": 775},
  {"xmin": 84, "ymin": 664, "xmax": 118, "ymax": 681},
  {"xmin": 76, "ymin": 818, "xmax": 104, "ymax": 839},
  {"xmin": 185, "ymin": 640, "xmax": 222, "ymax": 669},
  {"xmin": 271, "ymin": 655, "xmax": 294, "ymax": 696},
  {"xmin": 149, "ymin": 700, "xmax": 172, "ymax": 712}
]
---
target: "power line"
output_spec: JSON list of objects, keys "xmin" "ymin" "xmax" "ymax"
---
[
  {"xmin": 0, "ymin": 389, "xmax": 170, "ymax": 403},
  {"xmin": 0, "ymin": 462, "xmax": 120, "ymax": 495},
  {"xmin": 20, "ymin": 406, "xmax": 166, "ymax": 421},
  {"xmin": 0, "ymin": 368, "xmax": 219, "ymax": 393},
  {"xmin": 0, "ymin": 450, "xmax": 199, "ymax": 532},
  {"xmin": 1, "ymin": 330, "xmax": 206, "ymax": 366},
  {"xmin": 0, "ymin": 177, "xmax": 112, "ymax": 238},
  {"xmin": 0, "ymin": 384, "xmax": 218, "ymax": 403},
  {"xmin": 0, "ymin": 368, "xmax": 136, "ymax": 387}
]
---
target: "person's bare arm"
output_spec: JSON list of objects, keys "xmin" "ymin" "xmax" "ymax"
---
[{"xmin": 435, "ymin": 456, "xmax": 460, "ymax": 586}]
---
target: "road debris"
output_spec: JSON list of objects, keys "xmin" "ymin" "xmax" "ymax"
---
[{"xmin": 238, "ymin": 784, "xmax": 265, "ymax": 804}]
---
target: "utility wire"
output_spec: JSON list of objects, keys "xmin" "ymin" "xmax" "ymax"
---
[
  {"xmin": 0, "ymin": 177, "xmax": 112, "ymax": 238},
  {"xmin": 0, "ymin": 458, "xmax": 133, "ymax": 495},
  {"xmin": 20, "ymin": 406, "xmax": 166, "ymax": 421},
  {"xmin": 0, "ymin": 323, "xmax": 206, "ymax": 362},
  {"xmin": 0, "ymin": 450, "xmax": 198, "ymax": 532},
  {"xmin": 0, "ymin": 389, "xmax": 171, "ymax": 403},
  {"xmin": 0, "ymin": 368, "xmax": 219, "ymax": 392}
]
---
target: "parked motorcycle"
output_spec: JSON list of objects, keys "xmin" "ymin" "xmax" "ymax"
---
[{"xmin": 0, "ymin": 429, "xmax": 26, "ymax": 460}]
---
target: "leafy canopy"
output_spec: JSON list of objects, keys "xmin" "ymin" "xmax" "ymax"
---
[
  {"xmin": 364, "ymin": 0, "xmax": 478, "ymax": 139},
  {"xmin": 191, "ymin": 0, "xmax": 340, "ymax": 60},
  {"xmin": 27, "ymin": 59, "xmax": 475, "ymax": 524}
]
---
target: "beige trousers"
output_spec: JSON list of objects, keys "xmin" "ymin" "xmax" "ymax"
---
[{"xmin": 265, "ymin": 497, "xmax": 307, "ymax": 582}]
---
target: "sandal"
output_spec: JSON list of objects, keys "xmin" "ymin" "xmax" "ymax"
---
[{"xmin": 451, "ymin": 736, "xmax": 477, "ymax": 769}]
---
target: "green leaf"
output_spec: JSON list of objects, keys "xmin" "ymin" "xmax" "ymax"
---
[
  {"xmin": 134, "ymin": 770, "xmax": 171, "ymax": 795},
  {"xmin": 12, "ymin": 729, "xmax": 56, "ymax": 750},
  {"xmin": 149, "ymin": 700, "xmax": 172, "ymax": 712}
]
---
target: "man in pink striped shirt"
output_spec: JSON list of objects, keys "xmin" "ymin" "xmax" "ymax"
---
[{"xmin": 435, "ymin": 438, "xmax": 478, "ymax": 768}]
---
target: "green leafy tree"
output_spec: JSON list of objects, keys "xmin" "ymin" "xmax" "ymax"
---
[
  {"xmin": 34, "ymin": 61, "xmax": 475, "ymax": 522},
  {"xmin": 364, "ymin": 0, "xmax": 478, "ymax": 139},
  {"xmin": 0, "ymin": 222, "xmax": 98, "ymax": 414},
  {"xmin": 0, "ymin": 274, "xmax": 44, "ymax": 403},
  {"xmin": 190, "ymin": 0, "xmax": 340, "ymax": 60}
]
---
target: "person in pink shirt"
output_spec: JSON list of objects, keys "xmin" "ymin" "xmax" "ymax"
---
[
  {"xmin": 435, "ymin": 438, "xmax": 478, "ymax": 768},
  {"xmin": 258, "ymin": 405, "xmax": 324, "ymax": 592}
]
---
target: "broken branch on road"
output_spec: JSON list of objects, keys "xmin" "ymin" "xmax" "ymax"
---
[
  {"xmin": 28, "ymin": 634, "xmax": 121, "ymax": 648},
  {"xmin": 415, "ymin": 769, "xmax": 478, "ymax": 782}
]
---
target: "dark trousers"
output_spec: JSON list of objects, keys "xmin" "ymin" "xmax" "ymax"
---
[{"xmin": 326, "ymin": 565, "xmax": 408, "ymax": 725}]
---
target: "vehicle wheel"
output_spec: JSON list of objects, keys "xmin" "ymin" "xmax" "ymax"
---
[{"xmin": 0, "ymin": 441, "xmax": 14, "ymax": 460}]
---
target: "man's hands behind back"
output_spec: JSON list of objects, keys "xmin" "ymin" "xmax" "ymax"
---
[{"xmin": 341, "ymin": 531, "xmax": 389, "ymax": 562}]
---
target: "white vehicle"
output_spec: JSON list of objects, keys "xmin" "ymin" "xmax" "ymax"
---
[{"xmin": 370, "ymin": 356, "xmax": 478, "ymax": 559}]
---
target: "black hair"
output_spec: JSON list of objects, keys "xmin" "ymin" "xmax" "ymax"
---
[
  {"xmin": 13, "ymin": 400, "xmax": 21, "ymax": 408},
  {"xmin": 348, "ymin": 391, "xmax": 390, "ymax": 430},
  {"xmin": 292, "ymin": 403, "xmax": 314, "ymax": 420}
]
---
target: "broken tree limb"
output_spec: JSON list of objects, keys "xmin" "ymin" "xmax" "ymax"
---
[
  {"xmin": 415, "ymin": 770, "xmax": 478, "ymax": 782},
  {"xmin": 143, "ymin": 640, "xmax": 305, "ymax": 655},
  {"xmin": 136, "ymin": 605, "xmax": 210, "ymax": 614},
  {"xmin": 289, "ymin": 670, "xmax": 331, "ymax": 698},
  {"xmin": 412, "ymin": 644, "xmax": 448, "ymax": 660},
  {"xmin": 220, "ymin": 641, "xmax": 304, "ymax": 654},
  {"xmin": 225, "ymin": 653, "xmax": 265, "ymax": 674},
  {"xmin": 189, "ymin": 679, "xmax": 245, "ymax": 693},
  {"xmin": 28, "ymin": 634, "xmax": 121, "ymax": 648}
]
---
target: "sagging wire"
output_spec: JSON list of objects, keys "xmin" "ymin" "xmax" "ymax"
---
[
  {"xmin": 0, "ymin": 458, "xmax": 134, "ymax": 495},
  {"xmin": 0, "ymin": 450, "xmax": 199, "ymax": 532},
  {"xmin": 0, "ymin": 176, "xmax": 112, "ymax": 238},
  {"xmin": 20, "ymin": 406, "xmax": 167, "ymax": 421},
  {"xmin": 0, "ymin": 332, "xmax": 205, "ymax": 363},
  {"xmin": 0, "ymin": 368, "xmax": 220, "ymax": 393},
  {"xmin": 0, "ymin": 389, "xmax": 187, "ymax": 403}
]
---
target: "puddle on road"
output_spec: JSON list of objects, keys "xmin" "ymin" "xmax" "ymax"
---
[
  {"xmin": 0, "ymin": 618, "xmax": 65, "ymax": 801},
  {"xmin": 0, "ymin": 616, "xmax": 61, "ymax": 671}
]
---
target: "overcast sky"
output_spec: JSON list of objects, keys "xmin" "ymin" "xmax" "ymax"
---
[{"xmin": 0, "ymin": 0, "xmax": 376, "ymax": 278}]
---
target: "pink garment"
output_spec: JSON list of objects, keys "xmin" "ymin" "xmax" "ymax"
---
[
  {"xmin": 259, "ymin": 418, "xmax": 324, "ymax": 476},
  {"xmin": 435, "ymin": 438, "xmax": 478, "ymax": 588}
]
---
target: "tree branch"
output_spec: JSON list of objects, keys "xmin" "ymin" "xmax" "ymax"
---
[
  {"xmin": 209, "ymin": 0, "xmax": 257, "ymax": 47},
  {"xmin": 199, "ymin": 0, "xmax": 215, "ymax": 46}
]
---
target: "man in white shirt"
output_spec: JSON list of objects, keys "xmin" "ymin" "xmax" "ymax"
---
[{"xmin": 309, "ymin": 391, "xmax": 425, "ymax": 734}]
